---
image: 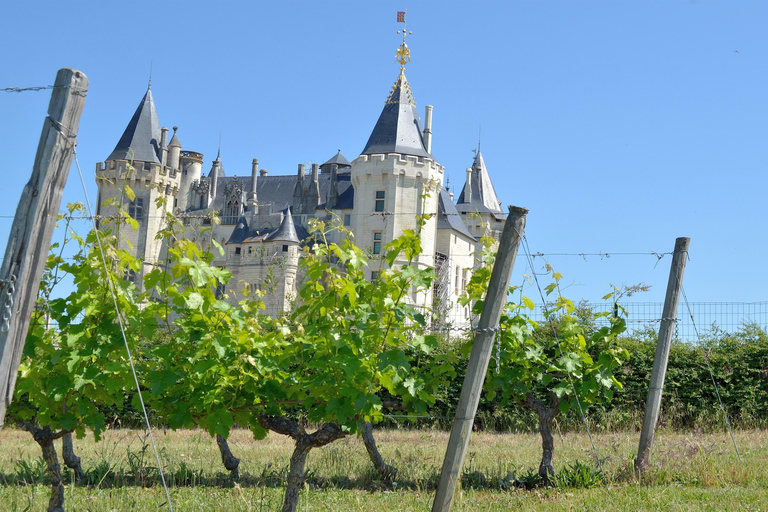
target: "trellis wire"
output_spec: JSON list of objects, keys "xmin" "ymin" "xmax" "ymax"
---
[
  {"xmin": 517, "ymin": 229, "xmax": 616, "ymax": 503},
  {"xmin": 72, "ymin": 147, "xmax": 175, "ymax": 512},
  {"xmin": 681, "ymin": 287, "xmax": 742, "ymax": 462}
]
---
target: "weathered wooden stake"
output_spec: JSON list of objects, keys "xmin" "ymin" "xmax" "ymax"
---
[
  {"xmin": 0, "ymin": 68, "xmax": 88, "ymax": 430},
  {"xmin": 432, "ymin": 205, "xmax": 528, "ymax": 512},
  {"xmin": 635, "ymin": 237, "xmax": 690, "ymax": 473}
]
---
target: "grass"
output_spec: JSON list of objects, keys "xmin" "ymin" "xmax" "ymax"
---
[{"xmin": 0, "ymin": 427, "xmax": 765, "ymax": 511}]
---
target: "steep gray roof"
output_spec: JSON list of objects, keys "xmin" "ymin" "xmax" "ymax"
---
[
  {"xmin": 227, "ymin": 210, "xmax": 307, "ymax": 245},
  {"xmin": 208, "ymin": 173, "xmax": 353, "ymax": 213},
  {"xmin": 437, "ymin": 189, "xmax": 475, "ymax": 240},
  {"xmin": 268, "ymin": 208, "xmax": 300, "ymax": 243},
  {"xmin": 360, "ymin": 72, "xmax": 431, "ymax": 159},
  {"xmin": 107, "ymin": 88, "xmax": 162, "ymax": 163},
  {"xmin": 456, "ymin": 149, "xmax": 503, "ymax": 214},
  {"xmin": 321, "ymin": 150, "xmax": 352, "ymax": 168}
]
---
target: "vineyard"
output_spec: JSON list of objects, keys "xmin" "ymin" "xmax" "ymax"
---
[{"xmin": 0, "ymin": 191, "xmax": 764, "ymax": 512}]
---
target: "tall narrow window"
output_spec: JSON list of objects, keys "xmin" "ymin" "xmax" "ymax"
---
[
  {"xmin": 373, "ymin": 232, "xmax": 382, "ymax": 255},
  {"xmin": 123, "ymin": 268, "xmax": 136, "ymax": 283},
  {"xmin": 374, "ymin": 191, "xmax": 385, "ymax": 212},
  {"xmin": 343, "ymin": 214, "xmax": 351, "ymax": 226},
  {"xmin": 223, "ymin": 199, "xmax": 239, "ymax": 224},
  {"xmin": 128, "ymin": 198, "xmax": 144, "ymax": 220}
]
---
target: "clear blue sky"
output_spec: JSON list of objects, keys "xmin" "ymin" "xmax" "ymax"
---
[{"xmin": 1, "ymin": 1, "xmax": 766, "ymax": 306}]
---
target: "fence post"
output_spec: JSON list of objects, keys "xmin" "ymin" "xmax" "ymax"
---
[
  {"xmin": 432, "ymin": 205, "xmax": 528, "ymax": 512},
  {"xmin": 0, "ymin": 68, "xmax": 88, "ymax": 430},
  {"xmin": 635, "ymin": 237, "xmax": 690, "ymax": 472}
]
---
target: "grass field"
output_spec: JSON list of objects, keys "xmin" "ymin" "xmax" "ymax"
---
[{"xmin": 0, "ymin": 427, "xmax": 765, "ymax": 511}]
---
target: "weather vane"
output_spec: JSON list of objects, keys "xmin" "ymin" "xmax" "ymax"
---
[{"xmin": 396, "ymin": 10, "xmax": 412, "ymax": 72}]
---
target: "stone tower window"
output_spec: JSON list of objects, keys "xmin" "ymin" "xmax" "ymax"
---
[
  {"xmin": 344, "ymin": 214, "xmax": 351, "ymax": 226},
  {"xmin": 375, "ymin": 191, "xmax": 385, "ymax": 212},
  {"xmin": 128, "ymin": 198, "xmax": 144, "ymax": 221},
  {"xmin": 373, "ymin": 232, "xmax": 382, "ymax": 255}
]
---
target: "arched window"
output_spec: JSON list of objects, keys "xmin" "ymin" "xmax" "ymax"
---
[{"xmin": 223, "ymin": 198, "xmax": 240, "ymax": 225}]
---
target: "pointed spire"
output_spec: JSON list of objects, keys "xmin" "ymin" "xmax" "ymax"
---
[
  {"xmin": 269, "ymin": 207, "xmax": 300, "ymax": 243},
  {"xmin": 107, "ymin": 87, "xmax": 162, "ymax": 163},
  {"xmin": 456, "ymin": 148, "xmax": 503, "ymax": 214},
  {"xmin": 360, "ymin": 25, "xmax": 430, "ymax": 159}
]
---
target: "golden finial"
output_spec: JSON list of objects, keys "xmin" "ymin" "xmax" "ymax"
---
[{"xmin": 396, "ymin": 10, "xmax": 412, "ymax": 72}]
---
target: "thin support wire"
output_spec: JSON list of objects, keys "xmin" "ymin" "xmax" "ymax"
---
[
  {"xmin": 681, "ymin": 286, "xmax": 742, "ymax": 462},
  {"xmin": 518, "ymin": 229, "xmax": 616, "ymax": 505},
  {"xmin": 72, "ymin": 147, "xmax": 175, "ymax": 512}
]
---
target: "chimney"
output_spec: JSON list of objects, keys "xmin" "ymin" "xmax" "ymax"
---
[
  {"xmin": 309, "ymin": 163, "xmax": 320, "ymax": 199},
  {"xmin": 260, "ymin": 168, "xmax": 268, "ymax": 177},
  {"xmin": 249, "ymin": 158, "xmax": 259, "ymax": 212},
  {"xmin": 294, "ymin": 164, "xmax": 305, "ymax": 197},
  {"xmin": 465, "ymin": 167, "xmax": 472, "ymax": 203},
  {"xmin": 160, "ymin": 127, "xmax": 169, "ymax": 166},
  {"xmin": 327, "ymin": 164, "xmax": 339, "ymax": 209},
  {"xmin": 210, "ymin": 160, "xmax": 220, "ymax": 200},
  {"xmin": 423, "ymin": 105, "xmax": 433, "ymax": 154}
]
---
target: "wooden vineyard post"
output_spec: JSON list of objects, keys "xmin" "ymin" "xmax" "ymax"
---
[
  {"xmin": 634, "ymin": 237, "xmax": 690, "ymax": 473},
  {"xmin": 0, "ymin": 68, "xmax": 88, "ymax": 430},
  {"xmin": 432, "ymin": 205, "xmax": 528, "ymax": 512}
]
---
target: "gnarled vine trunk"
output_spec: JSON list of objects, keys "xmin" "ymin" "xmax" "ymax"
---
[
  {"xmin": 215, "ymin": 434, "xmax": 240, "ymax": 480},
  {"xmin": 525, "ymin": 392, "xmax": 562, "ymax": 480},
  {"xmin": 259, "ymin": 416, "xmax": 346, "ymax": 512},
  {"xmin": 361, "ymin": 421, "xmax": 397, "ymax": 479},
  {"xmin": 61, "ymin": 432, "xmax": 85, "ymax": 482},
  {"xmin": 21, "ymin": 424, "xmax": 71, "ymax": 512}
]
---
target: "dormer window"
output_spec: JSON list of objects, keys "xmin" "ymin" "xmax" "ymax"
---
[{"xmin": 222, "ymin": 198, "xmax": 240, "ymax": 225}]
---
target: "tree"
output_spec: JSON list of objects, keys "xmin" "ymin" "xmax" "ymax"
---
[
  {"xmin": 142, "ymin": 215, "xmax": 454, "ymax": 512},
  {"xmin": 462, "ymin": 248, "xmax": 628, "ymax": 480},
  {"xmin": 9, "ymin": 203, "xmax": 154, "ymax": 511}
]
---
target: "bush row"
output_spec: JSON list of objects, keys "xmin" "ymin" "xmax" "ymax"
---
[
  {"xmin": 88, "ymin": 325, "xmax": 768, "ymax": 433},
  {"xmin": 419, "ymin": 323, "xmax": 768, "ymax": 433}
]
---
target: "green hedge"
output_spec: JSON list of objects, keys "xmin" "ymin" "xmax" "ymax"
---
[{"xmin": 416, "ymin": 324, "xmax": 768, "ymax": 433}]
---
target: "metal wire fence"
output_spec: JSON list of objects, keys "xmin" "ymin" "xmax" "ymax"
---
[{"xmin": 528, "ymin": 301, "xmax": 768, "ymax": 342}]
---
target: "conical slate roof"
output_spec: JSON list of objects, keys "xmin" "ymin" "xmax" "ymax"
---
[
  {"xmin": 322, "ymin": 150, "xmax": 351, "ymax": 168},
  {"xmin": 456, "ymin": 149, "xmax": 503, "ymax": 214},
  {"xmin": 360, "ymin": 72, "xmax": 431, "ymax": 159},
  {"xmin": 268, "ymin": 208, "xmax": 299, "ymax": 243},
  {"xmin": 227, "ymin": 216, "xmax": 250, "ymax": 244},
  {"xmin": 107, "ymin": 88, "xmax": 162, "ymax": 163}
]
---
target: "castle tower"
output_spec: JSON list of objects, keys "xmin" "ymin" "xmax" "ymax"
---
[
  {"xmin": 95, "ymin": 84, "xmax": 181, "ymax": 281},
  {"xmin": 455, "ymin": 147, "xmax": 507, "ymax": 262},
  {"xmin": 350, "ymin": 29, "xmax": 443, "ymax": 308}
]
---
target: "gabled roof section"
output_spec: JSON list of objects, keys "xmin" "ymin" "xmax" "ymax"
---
[
  {"xmin": 360, "ymin": 72, "xmax": 431, "ymax": 159},
  {"xmin": 107, "ymin": 87, "xmax": 162, "ymax": 163},
  {"xmin": 456, "ymin": 149, "xmax": 503, "ymax": 214},
  {"xmin": 437, "ymin": 189, "xmax": 475, "ymax": 240}
]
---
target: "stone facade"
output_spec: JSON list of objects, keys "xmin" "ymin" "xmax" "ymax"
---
[{"xmin": 95, "ymin": 44, "xmax": 506, "ymax": 329}]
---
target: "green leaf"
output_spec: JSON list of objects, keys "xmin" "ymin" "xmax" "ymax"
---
[{"xmin": 186, "ymin": 292, "xmax": 204, "ymax": 309}]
